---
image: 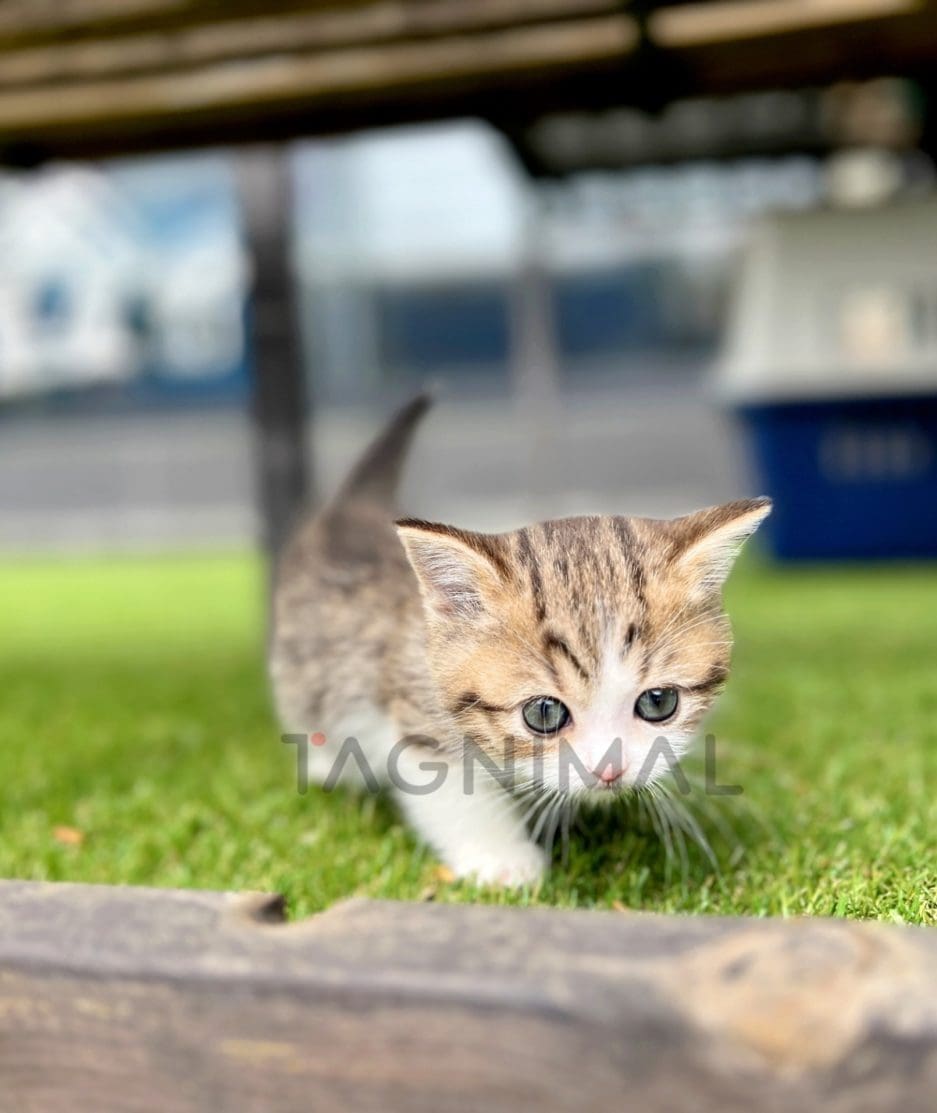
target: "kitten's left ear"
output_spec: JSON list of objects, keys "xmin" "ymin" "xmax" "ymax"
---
[{"xmin": 671, "ymin": 497, "xmax": 772, "ymax": 598}]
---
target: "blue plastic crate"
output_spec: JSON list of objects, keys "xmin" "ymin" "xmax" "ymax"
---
[{"xmin": 737, "ymin": 394, "xmax": 937, "ymax": 560}]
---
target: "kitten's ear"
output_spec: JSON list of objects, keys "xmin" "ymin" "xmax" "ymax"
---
[
  {"xmin": 396, "ymin": 519, "xmax": 507, "ymax": 622},
  {"xmin": 671, "ymin": 497, "xmax": 771, "ymax": 598}
]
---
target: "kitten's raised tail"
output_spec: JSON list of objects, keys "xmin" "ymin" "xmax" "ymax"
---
[{"xmin": 337, "ymin": 391, "xmax": 434, "ymax": 508}]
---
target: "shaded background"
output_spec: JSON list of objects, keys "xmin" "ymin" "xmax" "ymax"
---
[{"xmin": 1, "ymin": 130, "xmax": 765, "ymax": 546}]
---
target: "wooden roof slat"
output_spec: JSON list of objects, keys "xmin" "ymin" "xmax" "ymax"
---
[
  {"xmin": 0, "ymin": 14, "xmax": 639, "ymax": 137},
  {"xmin": 0, "ymin": 0, "xmax": 376, "ymax": 46},
  {"xmin": 0, "ymin": 0, "xmax": 617, "ymax": 50},
  {"xmin": 0, "ymin": 0, "xmax": 623, "ymax": 89},
  {"xmin": 651, "ymin": 0, "xmax": 920, "ymax": 47}
]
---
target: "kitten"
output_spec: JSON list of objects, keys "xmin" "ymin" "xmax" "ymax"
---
[{"xmin": 271, "ymin": 395, "xmax": 770, "ymax": 887}]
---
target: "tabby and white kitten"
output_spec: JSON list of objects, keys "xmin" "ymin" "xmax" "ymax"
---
[{"xmin": 271, "ymin": 395, "xmax": 770, "ymax": 887}]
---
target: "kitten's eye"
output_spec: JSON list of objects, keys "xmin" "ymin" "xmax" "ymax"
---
[
  {"xmin": 522, "ymin": 696, "xmax": 571, "ymax": 735},
  {"xmin": 634, "ymin": 687, "xmax": 679, "ymax": 723}
]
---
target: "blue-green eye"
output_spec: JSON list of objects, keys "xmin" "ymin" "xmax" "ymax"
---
[
  {"xmin": 634, "ymin": 687, "xmax": 679, "ymax": 723},
  {"xmin": 522, "ymin": 696, "xmax": 570, "ymax": 735}
]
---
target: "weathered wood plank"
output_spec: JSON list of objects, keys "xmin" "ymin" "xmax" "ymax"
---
[{"xmin": 0, "ymin": 880, "xmax": 935, "ymax": 1112}]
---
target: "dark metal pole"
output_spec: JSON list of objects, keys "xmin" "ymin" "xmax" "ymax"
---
[{"xmin": 237, "ymin": 146, "xmax": 310, "ymax": 562}]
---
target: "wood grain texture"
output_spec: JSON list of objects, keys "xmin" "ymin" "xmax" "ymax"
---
[{"xmin": 0, "ymin": 880, "xmax": 935, "ymax": 1112}]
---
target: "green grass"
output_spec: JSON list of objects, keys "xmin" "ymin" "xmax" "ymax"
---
[{"xmin": 1, "ymin": 551, "xmax": 935, "ymax": 923}]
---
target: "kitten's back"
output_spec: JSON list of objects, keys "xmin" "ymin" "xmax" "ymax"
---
[{"xmin": 269, "ymin": 394, "xmax": 432, "ymax": 732}]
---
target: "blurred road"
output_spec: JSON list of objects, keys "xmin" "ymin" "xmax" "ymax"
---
[{"xmin": 0, "ymin": 384, "xmax": 747, "ymax": 553}]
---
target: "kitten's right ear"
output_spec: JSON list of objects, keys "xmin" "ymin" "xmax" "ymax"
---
[{"xmin": 396, "ymin": 519, "xmax": 507, "ymax": 622}]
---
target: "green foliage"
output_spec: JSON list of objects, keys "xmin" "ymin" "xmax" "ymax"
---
[{"xmin": 1, "ymin": 552, "xmax": 934, "ymax": 922}]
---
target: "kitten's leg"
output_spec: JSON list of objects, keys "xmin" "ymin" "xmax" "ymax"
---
[
  {"xmin": 392, "ymin": 743, "xmax": 546, "ymax": 887},
  {"xmin": 283, "ymin": 706, "xmax": 397, "ymax": 790},
  {"xmin": 282, "ymin": 704, "xmax": 544, "ymax": 886}
]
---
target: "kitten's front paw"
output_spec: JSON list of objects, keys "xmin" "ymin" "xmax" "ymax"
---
[{"xmin": 451, "ymin": 841, "xmax": 547, "ymax": 889}]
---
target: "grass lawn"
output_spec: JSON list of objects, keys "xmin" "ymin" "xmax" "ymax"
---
[{"xmin": 1, "ymin": 551, "xmax": 934, "ymax": 923}]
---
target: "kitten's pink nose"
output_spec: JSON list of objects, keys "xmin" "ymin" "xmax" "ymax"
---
[{"xmin": 596, "ymin": 765, "xmax": 624, "ymax": 785}]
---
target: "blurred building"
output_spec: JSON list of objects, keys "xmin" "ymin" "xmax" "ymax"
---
[
  {"xmin": 0, "ymin": 92, "xmax": 934, "ymax": 552},
  {"xmin": 0, "ymin": 121, "xmax": 830, "ymax": 411},
  {"xmin": 296, "ymin": 122, "xmax": 828, "ymax": 401},
  {"xmin": 0, "ymin": 158, "xmax": 248, "ymax": 408}
]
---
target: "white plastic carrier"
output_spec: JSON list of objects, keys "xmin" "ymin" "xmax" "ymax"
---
[{"xmin": 717, "ymin": 199, "xmax": 937, "ymax": 403}]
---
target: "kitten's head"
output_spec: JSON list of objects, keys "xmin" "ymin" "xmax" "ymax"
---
[{"xmin": 397, "ymin": 499, "xmax": 770, "ymax": 799}]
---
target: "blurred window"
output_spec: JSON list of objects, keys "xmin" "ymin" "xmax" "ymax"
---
[
  {"xmin": 375, "ymin": 282, "xmax": 510, "ymax": 377},
  {"xmin": 34, "ymin": 280, "xmax": 71, "ymax": 330}
]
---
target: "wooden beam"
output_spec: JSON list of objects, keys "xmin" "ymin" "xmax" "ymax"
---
[
  {"xmin": 1, "ymin": 0, "xmax": 937, "ymax": 163},
  {"xmin": 0, "ymin": 880, "xmax": 936, "ymax": 1111}
]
